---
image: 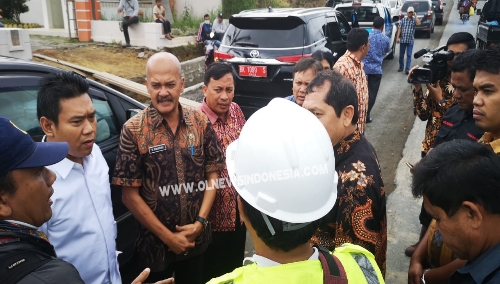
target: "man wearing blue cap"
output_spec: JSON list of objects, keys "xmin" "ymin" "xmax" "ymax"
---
[{"xmin": 0, "ymin": 116, "xmax": 84, "ymax": 283}]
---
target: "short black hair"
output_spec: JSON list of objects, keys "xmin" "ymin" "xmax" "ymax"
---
[
  {"xmin": 346, "ymin": 28, "xmax": 369, "ymax": 52},
  {"xmin": 373, "ymin": 16, "xmax": 384, "ymax": 29},
  {"xmin": 474, "ymin": 45, "xmax": 500, "ymax": 75},
  {"xmin": 204, "ymin": 62, "xmax": 234, "ymax": 85},
  {"xmin": 241, "ymin": 198, "xmax": 320, "ymax": 252},
  {"xmin": 311, "ymin": 50, "xmax": 335, "ymax": 69},
  {"xmin": 306, "ymin": 70, "xmax": 358, "ymax": 125},
  {"xmin": 0, "ymin": 172, "xmax": 16, "ymax": 196},
  {"xmin": 451, "ymin": 49, "xmax": 481, "ymax": 82},
  {"xmin": 446, "ymin": 32, "xmax": 476, "ymax": 50},
  {"xmin": 293, "ymin": 57, "xmax": 322, "ymax": 77},
  {"xmin": 412, "ymin": 139, "xmax": 500, "ymax": 217},
  {"xmin": 204, "ymin": 14, "xmax": 209, "ymax": 18},
  {"xmin": 37, "ymin": 72, "xmax": 90, "ymax": 125}
]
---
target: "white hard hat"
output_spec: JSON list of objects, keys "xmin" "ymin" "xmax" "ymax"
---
[{"xmin": 226, "ymin": 98, "xmax": 338, "ymax": 225}]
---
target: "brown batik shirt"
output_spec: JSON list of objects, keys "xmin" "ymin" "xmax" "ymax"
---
[
  {"xmin": 413, "ymin": 77, "xmax": 455, "ymax": 155},
  {"xmin": 198, "ymin": 101, "xmax": 246, "ymax": 232},
  {"xmin": 112, "ymin": 104, "xmax": 225, "ymax": 271},
  {"xmin": 310, "ymin": 130, "xmax": 387, "ymax": 277}
]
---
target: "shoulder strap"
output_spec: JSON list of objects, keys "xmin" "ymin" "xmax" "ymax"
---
[
  {"xmin": 0, "ymin": 249, "xmax": 53, "ymax": 284},
  {"xmin": 314, "ymin": 245, "xmax": 348, "ymax": 284}
]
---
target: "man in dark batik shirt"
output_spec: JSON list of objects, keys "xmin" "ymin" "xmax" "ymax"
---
[
  {"xmin": 112, "ymin": 52, "xmax": 225, "ymax": 284},
  {"xmin": 303, "ymin": 70, "xmax": 387, "ymax": 277}
]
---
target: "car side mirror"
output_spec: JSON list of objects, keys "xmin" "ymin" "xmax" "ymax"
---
[
  {"xmin": 126, "ymin": 109, "xmax": 141, "ymax": 120},
  {"xmin": 392, "ymin": 15, "xmax": 400, "ymax": 22}
]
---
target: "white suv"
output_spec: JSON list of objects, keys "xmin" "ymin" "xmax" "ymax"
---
[{"xmin": 334, "ymin": 1, "xmax": 399, "ymax": 59}]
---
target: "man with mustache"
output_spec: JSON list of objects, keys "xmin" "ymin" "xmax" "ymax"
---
[
  {"xmin": 37, "ymin": 72, "xmax": 121, "ymax": 284},
  {"xmin": 113, "ymin": 52, "xmax": 225, "ymax": 284}
]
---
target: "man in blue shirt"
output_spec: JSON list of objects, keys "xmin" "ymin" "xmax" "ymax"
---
[
  {"xmin": 411, "ymin": 139, "xmax": 500, "ymax": 284},
  {"xmin": 396, "ymin": 6, "xmax": 421, "ymax": 74},
  {"xmin": 363, "ymin": 17, "xmax": 390, "ymax": 123},
  {"xmin": 117, "ymin": 0, "xmax": 139, "ymax": 47},
  {"xmin": 284, "ymin": 57, "xmax": 322, "ymax": 106}
]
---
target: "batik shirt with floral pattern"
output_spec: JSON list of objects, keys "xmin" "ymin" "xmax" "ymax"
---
[
  {"xmin": 198, "ymin": 101, "xmax": 246, "ymax": 232},
  {"xmin": 112, "ymin": 104, "xmax": 225, "ymax": 272},
  {"xmin": 334, "ymin": 51, "xmax": 369, "ymax": 134},
  {"xmin": 413, "ymin": 77, "xmax": 455, "ymax": 154},
  {"xmin": 310, "ymin": 130, "xmax": 387, "ymax": 277}
]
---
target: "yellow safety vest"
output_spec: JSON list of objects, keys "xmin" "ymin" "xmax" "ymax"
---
[{"xmin": 207, "ymin": 243, "xmax": 385, "ymax": 284}]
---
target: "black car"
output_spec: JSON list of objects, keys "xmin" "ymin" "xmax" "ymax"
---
[
  {"xmin": 432, "ymin": 0, "xmax": 446, "ymax": 25},
  {"xmin": 400, "ymin": 0, "xmax": 436, "ymax": 38},
  {"xmin": 0, "ymin": 56, "xmax": 146, "ymax": 267},
  {"xmin": 214, "ymin": 7, "xmax": 351, "ymax": 119}
]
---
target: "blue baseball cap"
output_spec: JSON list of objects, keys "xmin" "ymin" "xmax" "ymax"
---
[{"xmin": 0, "ymin": 116, "xmax": 69, "ymax": 176}]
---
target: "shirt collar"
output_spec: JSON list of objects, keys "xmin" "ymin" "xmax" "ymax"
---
[
  {"xmin": 149, "ymin": 103, "xmax": 188, "ymax": 129},
  {"xmin": 481, "ymin": 133, "xmax": 500, "ymax": 154},
  {"xmin": 41, "ymin": 135, "xmax": 89, "ymax": 179},
  {"xmin": 5, "ymin": 220, "xmax": 38, "ymax": 230},
  {"xmin": 250, "ymin": 247, "xmax": 319, "ymax": 268},
  {"xmin": 345, "ymin": 50, "xmax": 362, "ymax": 66},
  {"xmin": 455, "ymin": 242, "xmax": 500, "ymax": 283},
  {"xmin": 333, "ymin": 129, "xmax": 362, "ymax": 167},
  {"xmin": 199, "ymin": 99, "xmax": 220, "ymax": 125}
]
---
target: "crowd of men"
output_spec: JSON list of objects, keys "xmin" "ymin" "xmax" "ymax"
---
[{"xmin": 2, "ymin": 10, "xmax": 500, "ymax": 284}]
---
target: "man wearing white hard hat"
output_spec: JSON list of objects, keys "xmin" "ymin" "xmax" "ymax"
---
[
  {"xmin": 207, "ymin": 98, "xmax": 384, "ymax": 283},
  {"xmin": 303, "ymin": 70, "xmax": 387, "ymax": 277}
]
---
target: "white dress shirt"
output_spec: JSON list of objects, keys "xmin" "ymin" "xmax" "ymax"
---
[
  {"xmin": 244, "ymin": 247, "xmax": 319, "ymax": 267},
  {"xmin": 39, "ymin": 142, "xmax": 121, "ymax": 284}
]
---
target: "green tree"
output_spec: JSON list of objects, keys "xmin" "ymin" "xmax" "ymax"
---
[
  {"xmin": 222, "ymin": 0, "xmax": 255, "ymax": 17},
  {"xmin": 0, "ymin": 0, "xmax": 30, "ymax": 24}
]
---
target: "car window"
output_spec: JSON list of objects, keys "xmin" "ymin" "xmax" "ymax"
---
[
  {"xmin": 336, "ymin": 13, "xmax": 351, "ymax": 36},
  {"xmin": 0, "ymin": 76, "xmax": 119, "ymax": 144},
  {"xmin": 223, "ymin": 17, "xmax": 306, "ymax": 48},
  {"xmin": 336, "ymin": 6, "xmax": 380, "ymax": 22},
  {"xmin": 402, "ymin": 1, "xmax": 430, "ymax": 12}
]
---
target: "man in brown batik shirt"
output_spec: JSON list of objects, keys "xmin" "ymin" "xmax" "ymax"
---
[{"xmin": 112, "ymin": 52, "xmax": 224, "ymax": 284}]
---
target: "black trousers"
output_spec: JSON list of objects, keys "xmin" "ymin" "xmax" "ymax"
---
[
  {"xmin": 156, "ymin": 19, "xmax": 171, "ymax": 34},
  {"xmin": 146, "ymin": 253, "xmax": 204, "ymax": 284},
  {"xmin": 367, "ymin": 74, "xmax": 382, "ymax": 117},
  {"xmin": 202, "ymin": 216, "xmax": 247, "ymax": 282},
  {"xmin": 123, "ymin": 16, "xmax": 139, "ymax": 44}
]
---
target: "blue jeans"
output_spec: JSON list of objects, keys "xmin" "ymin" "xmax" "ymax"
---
[
  {"xmin": 205, "ymin": 40, "xmax": 221, "ymax": 48},
  {"xmin": 399, "ymin": 42, "xmax": 414, "ymax": 72}
]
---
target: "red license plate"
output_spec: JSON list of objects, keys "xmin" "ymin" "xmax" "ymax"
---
[{"xmin": 239, "ymin": 65, "xmax": 267, "ymax": 77}]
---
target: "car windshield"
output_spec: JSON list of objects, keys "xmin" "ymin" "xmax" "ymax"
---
[
  {"xmin": 336, "ymin": 6, "xmax": 380, "ymax": 22},
  {"xmin": 402, "ymin": 1, "xmax": 430, "ymax": 12},
  {"xmin": 222, "ymin": 17, "xmax": 305, "ymax": 48}
]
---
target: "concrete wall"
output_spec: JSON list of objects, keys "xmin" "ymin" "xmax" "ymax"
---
[
  {"xmin": 175, "ymin": 0, "xmax": 222, "ymax": 18},
  {"xmin": 0, "ymin": 29, "xmax": 33, "ymax": 61},
  {"xmin": 181, "ymin": 56, "xmax": 205, "ymax": 87},
  {"xmin": 19, "ymin": 0, "xmax": 45, "ymax": 26},
  {"xmin": 90, "ymin": 20, "xmax": 197, "ymax": 48}
]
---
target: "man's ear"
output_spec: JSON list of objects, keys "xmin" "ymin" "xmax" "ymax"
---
[
  {"xmin": 342, "ymin": 105, "xmax": 355, "ymax": 127},
  {"xmin": 202, "ymin": 85, "xmax": 208, "ymax": 99},
  {"xmin": 39, "ymin": 116, "xmax": 56, "ymax": 138},
  {"xmin": 462, "ymin": 201, "xmax": 483, "ymax": 230},
  {"xmin": 0, "ymin": 194, "xmax": 13, "ymax": 219}
]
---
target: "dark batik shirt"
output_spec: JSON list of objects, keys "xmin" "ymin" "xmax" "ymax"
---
[
  {"xmin": 310, "ymin": 130, "xmax": 387, "ymax": 277},
  {"xmin": 413, "ymin": 77, "xmax": 455, "ymax": 154},
  {"xmin": 433, "ymin": 104, "xmax": 484, "ymax": 147},
  {"xmin": 198, "ymin": 101, "xmax": 246, "ymax": 232},
  {"xmin": 449, "ymin": 242, "xmax": 500, "ymax": 283},
  {"xmin": 112, "ymin": 104, "xmax": 225, "ymax": 271}
]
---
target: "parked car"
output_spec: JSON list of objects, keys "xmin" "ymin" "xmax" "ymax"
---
[
  {"xmin": 389, "ymin": 0, "xmax": 404, "ymax": 16},
  {"xmin": 335, "ymin": 1, "xmax": 399, "ymax": 59},
  {"xmin": 0, "ymin": 56, "xmax": 145, "ymax": 268},
  {"xmin": 432, "ymin": 0, "xmax": 446, "ymax": 25},
  {"xmin": 214, "ymin": 7, "xmax": 351, "ymax": 119},
  {"xmin": 400, "ymin": 0, "xmax": 436, "ymax": 38}
]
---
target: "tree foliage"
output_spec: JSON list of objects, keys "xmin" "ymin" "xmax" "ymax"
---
[
  {"xmin": 0, "ymin": 0, "xmax": 30, "ymax": 24},
  {"xmin": 222, "ymin": 0, "xmax": 290, "ymax": 17}
]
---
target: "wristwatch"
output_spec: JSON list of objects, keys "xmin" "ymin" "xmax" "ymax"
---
[
  {"xmin": 196, "ymin": 216, "xmax": 208, "ymax": 229},
  {"xmin": 421, "ymin": 269, "xmax": 431, "ymax": 284}
]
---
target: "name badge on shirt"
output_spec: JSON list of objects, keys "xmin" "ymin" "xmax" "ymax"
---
[{"xmin": 149, "ymin": 144, "xmax": 167, "ymax": 154}]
